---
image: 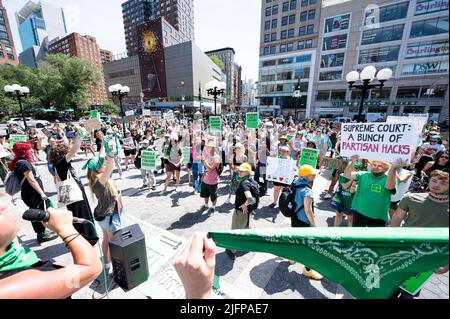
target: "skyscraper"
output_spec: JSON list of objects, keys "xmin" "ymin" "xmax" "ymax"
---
[
  {"xmin": 122, "ymin": 0, "xmax": 194, "ymax": 57},
  {"xmin": 0, "ymin": 0, "xmax": 18, "ymax": 65},
  {"xmin": 15, "ymin": 0, "xmax": 67, "ymax": 67}
]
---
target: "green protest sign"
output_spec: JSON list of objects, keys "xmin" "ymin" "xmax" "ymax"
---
[
  {"xmin": 400, "ymin": 269, "xmax": 435, "ymax": 296},
  {"xmin": 209, "ymin": 116, "xmax": 222, "ymax": 132},
  {"xmin": 245, "ymin": 112, "xmax": 259, "ymax": 129},
  {"xmin": 181, "ymin": 147, "xmax": 190, "ymax": 165},
  {"xmin": 9, "ymin": 135, "xmax": 27, "ymax": 149},
  {"xmin": 208, "ymin": 227, "xmax": 449, "ymax": 299},
  {"xmin": 141, "ymin": 151, "xmax": 157, "ymax": 170},
  {"xmin": 299, "ymin": 148, "xmax": 319, "ymax": 168},
  {"xmin": 90, "ymin": 110, "xmax": 100, "ymax": 119}
]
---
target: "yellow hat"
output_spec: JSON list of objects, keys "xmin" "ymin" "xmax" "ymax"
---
[
  {"xmin": 298, "ymin": 165, "xmax": 320, "ymax": 177},
  {"xmin": 237, "ymin": 163, "xmax": 253, "ymax": 173}
]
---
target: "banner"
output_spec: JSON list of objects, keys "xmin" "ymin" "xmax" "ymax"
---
[
  {"xmin": 209, "ymin": 116, "xmax": 222, "ymax": 133},
  {"xmin": 266, "ymin": 157, "xmax": 298, "ymax": 185},
  {"xmin": 208, "ymin": 227, "xmax": 449, "ymax": 299},
  {"xmin": 246, "ymin": 112, "xmax": 259, "ymax": 129},
  {"xmin": 141, "ymin": 151, "xmax": 158, "ymax": 170},
  {"xmin": 9, "ymin": 135, "xmax": 27, "ymax": 148},
  {"xmin": 340, "ymin": 122, "xmax": 416, "ymax": 163},
  {"xmin": 122, "ymin": 137, "xmax": 135, "ymax": 150},
  {"xmin": 321, "ymin": 156, "xmax": 348, "ymax": 170},
  {"xmin": 299, "ymin": 148, "xmax": 319, "ymax": 168},
  {"xmin": 181, "ymin": 147, "xmax": 191, "ymax": 165}
]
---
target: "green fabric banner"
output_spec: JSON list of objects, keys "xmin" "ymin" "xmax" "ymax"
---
[{"xmin": 208, "ymin": 227, "xmax": 449, "ymax": 299}]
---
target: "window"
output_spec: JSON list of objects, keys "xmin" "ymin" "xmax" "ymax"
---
[
  {"xmin": 331, "ymin": 91, "xmax": 347, "ymax": 100},
  {"xmin": 301, "ymin": 0, "xmax": 308, "ymax": 7},
  {"xmin": 305, "ymin": 39, "xmax": 313, "ymax": 48},
  {"xmin": 265, "ymin": 7, "xmax": 271, "ymax": 16},
  {"xmin": 300, "ymin": 11, "xmax": 307, "ymax": 21},
  {"xmin": 271, "ymin": 32, "xmax": 277, "ymax": 41},
  {"xmin": 262, "ymin": 59, "xmax": 277, "ymax": 67},
  {"xmin": 296, "ymin": 54, "xmax": 312, "ymax": 62},
  {"xmin": 261, "ymin": 74, "xmax": 276, "ymax": 81},
  {"xmin": 298, "ymin": 41, "xmax": 305, "ymax": 49},
  {"xmin": 264, "ymin": 34, "xmax": 270, "ymax": 43},
  {"xmin": 320, "ymin": 53, "xmax": 345, "ymax": 68},
  {"xmin": 397, "ymin": 87, "xmax": 421, "ymax": 99},
  {"xmin": 299, "ymin": 26, "xmax": 306, "ymax": 36},
  {"xmin": 308, "ymin": 9, "xmax": 316, "ymax": 20},
  {"xmin": 371, "ymin": 89, "xmax": 391, "ymax": 100},
  {"xmin": 319, "ymin": 71, "xmax": 343, "ymax": 81},
  {"xmin": 402, "ymin": 61, "xmax": 449, "ymax": 75},
  {"xmin": 278, "ymin": 57, "xmax": 295, "ymax": 64},
  {"xmin": 361, "ymin": 25, "xmax": 404, "ymax": 45},
  {"xmin": 282, "ymin": 16, "xmax": 288, "ymax": 26},
  {"xmin": 265, "ymin": 21, "xmax": 271, "ymax": 30},
  {"xmin": 290, "ymin": 0, "xmax": 297, "ymax": 10},
  {"xmin": 0, "ymin": 24, "xmax": 6, "ymax": 32},
  {"xmin": 263, "ymin": 47, "xmax": 270, "ymax": 55},
  {"xmin": 281, "ymin": 30, "xmax": 288, "ymax": 39},
  {"xmin": 280, "ymin": 44, "xmax": 287, "ymax": 53},
  {"xmin": 322, "ymin": 34, "xmax": 347, "ymax": 50},
  {"xmin": 287, "ymin": 43, "xmax": 294, "ymax": 51},
  {"xmin": 365, "ymin": 2, "xmax": 408, "ymax": 25},
  {"xmin": 405, "ymin": 41, "xmax": 449, "ymax": 59},
  {"xmin": 309, "ymin": 0, "xmax": 316, "ymax": 4},
  {"xmin": 278, "ymin": 71, "xmax": 293, "ymax": 80},
  {"xmin": 272, "ymin": 19, "xmax": 278, "ymax": 28},
  {"xmin": 415, "ymin": 0, "xmax": 449, "ymax": 15},
  {"xmin": 324, "ymin": 14, "xmax": 350, "ymax": 33},
  {"xmin": 0, "ymin": 31, "xmax": 8, "ymax": 40},
  {"xmin": 288, "ymin": 29, "xmax": 295, "ymax": 38},
  {"xmin": 272, "ymin": 5, "xmax": 279, "ymax": 15},
  {"xmin": 266, "ymin": 0, "xmax": 272, "ymax": 3},
  {"xmin": 307, "ymin": 25, "xmax": 314, "ymax": 34},
  {"xmin": 289, "ymin": 14, "xmax": 296, "ymax": 24},
  {"xmin": 359, "ymin": 46, "xmax": 400, "ymax": 64},
  {"xmin": 283, "ymin": 2, "xmax": 290, "ymax": 12},
  {"xmin": 270, "ymin": 46, "xmax": 276, "ymax": 54},
  {"xmin": 317, "ymin": 91, "xmax": 331, "ymax": 101},
  {"xmin": 410, "ymin": 17, "xmax": 449, "ymax": 38},
  {"xmin": 294, "ymin": 67, "xmax": 310, "ymax": 79}
]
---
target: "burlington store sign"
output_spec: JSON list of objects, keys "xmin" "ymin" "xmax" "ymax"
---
[{"xmin": 415, "ymin": 0, "xmax": 449, "ymax": 15}]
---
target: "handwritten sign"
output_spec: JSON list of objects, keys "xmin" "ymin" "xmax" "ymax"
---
[
  {"xmin": 266, "ymin": 157, "xmax": 298, "ymax": 185},
  {"xmin": 141, "ymin": 151, "xmax": 158, "ymax": 170},
  {"xmin": 341, "ymin": 122, "xmax": 416, "ymax": 163},
  {"xmin": 299, "ymin": 148, "xmax": 319, "ymax": 168},
  {"xmin": 321, "ymin": 156, "xmax": 347, "ymax": 170},
  {"xmin": 181, "ymin": 147, "xmax": 191, "ymax": 165},
  {"xmin": 246, "ymin": 113, "xmax": 259, "ymax": 129},
  {"xmin": 209, "ymin": 116, "xmax": 222, "ymax": 133},
  {"xmin": 83, "ymin": 118, "xmax": 102, "ymax": 133},
  {"xmin": 125, "ymin": 110, "xmax": 135, "ymax": 117},
  {"xmin": 9, "ymin": 135, "xmax": 27, "ymax": 148},
  {"xmin": 122, "ymin": 137, "xmax": 135, "ymax": 150}
]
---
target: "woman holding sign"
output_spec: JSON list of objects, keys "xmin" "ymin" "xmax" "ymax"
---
[
  {"xmin": 269, "ymin": 146, "xmax": 292, "ymax": 208},
  {"xmin": 163, "ymin": 136, "xmax": 183, "ymax": 193}
]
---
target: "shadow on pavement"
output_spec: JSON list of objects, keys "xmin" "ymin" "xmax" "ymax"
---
[
  {"xmin": 167, "ymin": 208, "xmax": 210, "ymax": 230},
  {"xmin": 253, "ymin": 207, "xmax": 278, "ymax": 223},
  {"xmin": 34, "ymin": 242, "xmax": 68, "ymax": 262},
  {"xmin": 215, "ymin": 251, "xmax": 235, "ymax": 277},
  {"xmin": 315, "ymin": 201, "xmax": 333, "ymax": 212}
]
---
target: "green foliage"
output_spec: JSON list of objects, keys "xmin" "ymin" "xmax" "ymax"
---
[
  {"xmin": 97, "ymin": 100, "xmax": 119, "ymax": 116},
  {"xmin": 209, "ymin": 55, "xmax": 225, "ymax": 72},
  {"xmin": 0, "ymin": 53, "xmax": 103, "ymax": 118}
]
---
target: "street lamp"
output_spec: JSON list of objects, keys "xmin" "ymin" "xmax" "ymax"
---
[
  {"xmin": 346, "ymin": 66, "xmax": 392, "ymax": 122},
  {"xmin": 4, "ymin": 84, "xmax": 30, "ymax": 131},
  {"xmin": 108, "ymin": 83, "xmax": 130, "ymax": 136},
  {"xmin": 206, "ymin": 80, "xmax": 226, "ymax": 116}
]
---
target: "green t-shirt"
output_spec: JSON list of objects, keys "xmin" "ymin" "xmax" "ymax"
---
[
  {"xmin": 351, "ymin": 172, "xmax": 395, "ymax": 222},
  {"xmin": 332, "ymin": 174, "xmax": 354, "ymax": 209},
  {"xmin": 400, "ymin": 193, "xmax": 449, "ymax": 227}
]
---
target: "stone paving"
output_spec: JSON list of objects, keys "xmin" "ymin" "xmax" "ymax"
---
[{"xmin": 0, "ymin": 149, "xmax": 447, "ymax": 299}]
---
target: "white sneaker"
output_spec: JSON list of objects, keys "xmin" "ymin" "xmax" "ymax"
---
[{"xmin": 324, "ymin": 193, "xmax": 332, "ymax": 199}]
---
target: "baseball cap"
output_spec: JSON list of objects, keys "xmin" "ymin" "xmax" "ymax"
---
[
  {"xmin": 298, "ymin": 165, "xmax": 320, "ymax": 177},
  {"xmin": 237, "ymin": 163, "xmax": 253, "ymax": 173}
]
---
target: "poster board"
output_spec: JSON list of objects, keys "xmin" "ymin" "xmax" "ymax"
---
[
  {"xmin": 340, "ymin": 122, "xmax": 416, "ymax": 163},
  {"xmin": 151, "ymin": 111, "xmax": 162, "ymax": 120},
  {"xmin": 299, "ymin": 148, "xmax": 319, "ymax": 168},
  {"xmin": 181, "ymin": 147, "xmax": 191, "ymax": 165},
  {"xmin": 9, "ymin": 135, "xmax": 27, "ymax": 149},
  {"xmin": 141, "ymin": 151, "xmax": 158, "ymax": 170},
  {"xmin": 266, "ymin": 157, "xmax": 298, "ymax": 185},
  {"xmin": 209, "ymin": 116, "xmax": 222, "ymax": 133},
  {"xmin": 142, "ymin": 109, "xmax": 152, "ymax": 116},
  {"xmin": 83, "ymin": 118, "xmax": 102, "ymax": 133},
  {"xmin": 246, "ymin": 112, "xmax": 259, "ymax": 129},
  {"xmin": 321, "ymin": 156, "xmax": 347, "ymax": 170},
  {"xmin": 122, "ymin": 137, "xmax": 135, "ymax": 150}
]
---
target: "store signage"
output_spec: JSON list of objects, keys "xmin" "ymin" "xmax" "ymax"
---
[
  {"xmin": 402, "ymin": 61, "xmax": 449, "ymax": 75},
  {"xmin": 415, "ymin": 0, "xmax": 449, "ymax": 15},
  {"xmin": 406, "ymin": 41, "xmax": 449, "ymax": 59}
]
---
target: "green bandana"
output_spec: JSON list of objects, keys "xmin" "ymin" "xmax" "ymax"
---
[
  {"xmin": 0, "ymin": 242, "xmax": 39, "ymax": 272},
  {"xmin": 208, "ymin": 227, "xmax": 448, "ymax": 299},
  {"xmin": 372, "ymin": 172, "xmax": 386, "ymax": 178},
  {"xmin": 82, "ymin": 156, "xmax": 105, "ymax": 171}
]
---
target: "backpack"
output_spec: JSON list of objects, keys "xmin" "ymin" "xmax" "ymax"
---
[
  {"xmin": 4, "ymin": 171, "xmax": 25, "ymax": 196},
  {"xmin": 243, "ymin": 178, "xmax": 260, "ymax": 212},
  {"xmin": 278, "ymin": 182, "xmax": 310, "ymax": 218}
]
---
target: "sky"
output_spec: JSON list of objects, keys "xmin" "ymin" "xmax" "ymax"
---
[{"xmin": 3, "ymin": 0, "xmax": 261, "ymax": 81}]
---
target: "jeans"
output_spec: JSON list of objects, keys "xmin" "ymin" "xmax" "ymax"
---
[
  {"xmin": 114, "ymin": 155, "xmax": 122, "ymax": 177},
  {"xmin": 141, "ymin": 169, "xmax": 156, "ymax": 186},
  {"xmin": 192, "ymin": 162, "xmax": 204, "ymax": 192},
  {"xmin": 255, "ymin": 162, "xmax": 268, "ymax": 194}
]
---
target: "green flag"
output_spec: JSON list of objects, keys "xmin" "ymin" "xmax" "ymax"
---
[
  {"xmin": 209, "ymin": 116, "xmax": 222, "ymax": 132},
  {"xmin": 299, "ymin": 148, "xmax": 319, "ymax": 168},
  {"xmin": 208, "ymin": 227, "xmax": 449, "ymax": 299},
  {"xmin": 245, "ymin": 112, "xmax": 259, "ymax": 129},
  {"xmin": 141, "ymin": 151, "xmax": 158, "ymax": 170}
]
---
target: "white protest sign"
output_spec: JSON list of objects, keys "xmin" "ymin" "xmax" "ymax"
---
[
  {"xmin": 0, "ymin": 144, "xmax": 10, "ymax": 158},
  {"xmin": 164, "ymin": 112, "xmax": 174, "ymax": 121},
  {"xmin": 125, "ymin": 110, "xmax": 135, "ymax": 117},
  {"xmin": 151, "ymin": 111, "xmax": 162, "ymax": 120},
  {"xmin": 143, "ymin": 109, "xmax": 152, "ymax": 116},
  {"xmin": 340, "ymin": 122, "xmax": 416, "ymax": 163},
  {"xmin": 266, "ymin": 157, "xmax": 298, "ymax": 185},
  {"xmin": 122, "ymin": 137, "xmax": 135, "ymax": 150}
]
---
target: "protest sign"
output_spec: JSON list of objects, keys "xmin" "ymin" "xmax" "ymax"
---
[
  {"xmin": 9, "ymin": 135, "xmax": 27, "ymax": 148},
  {"xmin": 142, "ymin": 109, "xmax": 152, "ymax": 116},
  {"xmin": 122, "ymin": 137, "xmax": 135, "ymax": 150},
  {"xmin": 83, "ymin": 118, "xmax": 102, "ymax": 133},
  {"xmin": 141, "ymin": 151, "xmax": 158, "ymax": 170},
  {"xmin": 388, "ymin": 116, "xmax": 427, "ymax": 133},
  {"xmin": 164, "ymin": 112, "xmax": 174, "ymax": 121},
  {"xmin": 299, "ymin": 148, "xmax": 319, "ymax": 168},
  {"xmin": 246, "ymin": 113, "xmax": 259, "ymax": 129},
  {"xmin": 400, "ymin": 269, "xmax": 435, "ymax": 296},
  {"xmin": 90, "ymin": 110, "xmax": 100, "ymax": 119},
  {"xmin": 125, "ymin": 115, "xmax": 136, "ymax": 123},
  {"xmin": 266, "ymin": 157, "xmax": 298, "ymax": 185},
  {"xmin": 0, "ymin": 144, "xmax": 9, "ymax": 158},
  {"xmin": 321, "ymin": 156, "xmax": 347, "ymax": 170},
  {"xmin": 181, "ymin": 147, "xmax": 190, "ymax": 165},
  {"xmin": 209, "ymin": 116, "xmax": 222, "ymax": 133},
  {"xmin": 125, "ymin": 110, "xmax": 135, "ymax": 117},
  {"xmin": 340, "ymin": 122, "xmax": 416, "ymax": 163},
  {"xmin": 151, "ymin": 111, "xmax": 162, "ymax": 120},
  {"xmin": 81, "ymin": 137, "xmax": 92, "ymax": 147}
]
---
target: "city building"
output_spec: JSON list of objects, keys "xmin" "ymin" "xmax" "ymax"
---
[
  {"xmin": 235, "ymin": 64, "xmax": 243, "ymax": 107},
  {"xmin": 0, "ymin": 0, "xmax": 18, "ymax": 65},
  {"xmin": 15, "ymin": 0, "xmax": 67, "ymax": 67},
  {"xmin": 257, "ymin": 0, "xmax": 322, "ymax": 118},
  {"xmin": 242, "ymin": 79, "xmax": 258, "ymax": 107},
  {"xmin": 48, "ymin": 33, "xmax": 108, "ymax": 105},
  {"xmin": 100, "ymin": 49, "xmax": 113, "ymax": 64},
  {"xmin": 311, "ymin": 0, "xmax": 449, "ymax": 122},
  {"xmin": 122, "ymin": 0, "xmax": 194, "ymax": 57}
]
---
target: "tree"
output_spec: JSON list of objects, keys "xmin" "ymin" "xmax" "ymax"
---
[
  {"xmin": 97, "ymin": 100, "xmax": 119, "ymax": 116},
  {"xmin": 209, "ymin": 55, "xmax": 225, "ymax": 72}
]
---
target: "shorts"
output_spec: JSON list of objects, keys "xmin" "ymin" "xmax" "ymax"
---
[
  {"xmin": 390, "ymin": 201, "xmax": 400, "ymax": 210},
  {"xmin": 200, "ymin": 183, "xmax": 218, "ymax": 202},
  {"xmin": 187, "ymin": 162, "xmax": 193, "ymax": 169},
  {"xmin": 166, "ymin": 162, "xmax": 181, "ymax": 172},
  {"xmin": 124, "ymin": 149, "xmax": 136, "ymax": 157},
  {"xmin": 273, "ymin": 181, "xmax": 286, "ymax": 187},
  {"xmin": 97, "ymin": 211, "xmax": 127, "ymax": 233},
  {"xmin": 330, "ymin": 200, "xmax": 354, "ymax": 216},
  {"xmin": 231, "ymin": 209, "xmax": 250, "ymax": 230}
]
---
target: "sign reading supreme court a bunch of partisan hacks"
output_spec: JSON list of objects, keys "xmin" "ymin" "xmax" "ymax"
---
[{"xmin": 340, "ymin": 122, "xmax": 416, "ymax": 163}]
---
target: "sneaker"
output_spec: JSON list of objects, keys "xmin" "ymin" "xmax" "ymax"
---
[
  {"xmin": 37, "ymin": 230, "xmax": 58, "ymax": 244},
  {"xmin": 140, "ymin": 185, "xmax": 148, "ymax": 190},
  {"xmin": 323, "ymin": 193, "xmax": 332, "ymax": 199},
  {"xmin": 302, "ymin": 268, "xmax": 323, "ymax": 281},
  {"xmin": 268, "ymin": 203, "xmax": 276, "ymax": 208},
  {"xmin": 201, "ymin": 205, "xmax": 209, "ymax": 210},
  {"xmin": 208, "ymin": 207, "xmax": 215, "ymax": 215},
  {"xmin": 151, "ymin": 185, "xmax": 156, "ymax": 191},
  {"xmin": 288, "ymin": 260, "xmax": 296, "ymax": 265},
  {"xmin": 225, "ymin": 197, "xmax": 231, "ymax": 204},
  {"xmin": 225, "ymin": 249, "xmax": 236, "ymax": 260}
]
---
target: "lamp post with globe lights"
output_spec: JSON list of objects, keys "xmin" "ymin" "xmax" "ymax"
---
[
  {"xmin": 206, "ymin": 80, "xmax": 226, "ymax": 116},
  {"xmin": 108, "ymin": 84, "xmax": 130, "ymax": 136},
  {"xmin": 346, "ymin": 66, "xmax": 393, "ymax": 122},
  {"xmin": 4, "ymin": 84, "xmax": 30, "ymax": 131}
]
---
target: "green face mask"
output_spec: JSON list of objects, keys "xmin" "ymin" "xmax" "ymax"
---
[{"xmin": 372, "ymin": 172, "xmax": 385, "ymax": 178}]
